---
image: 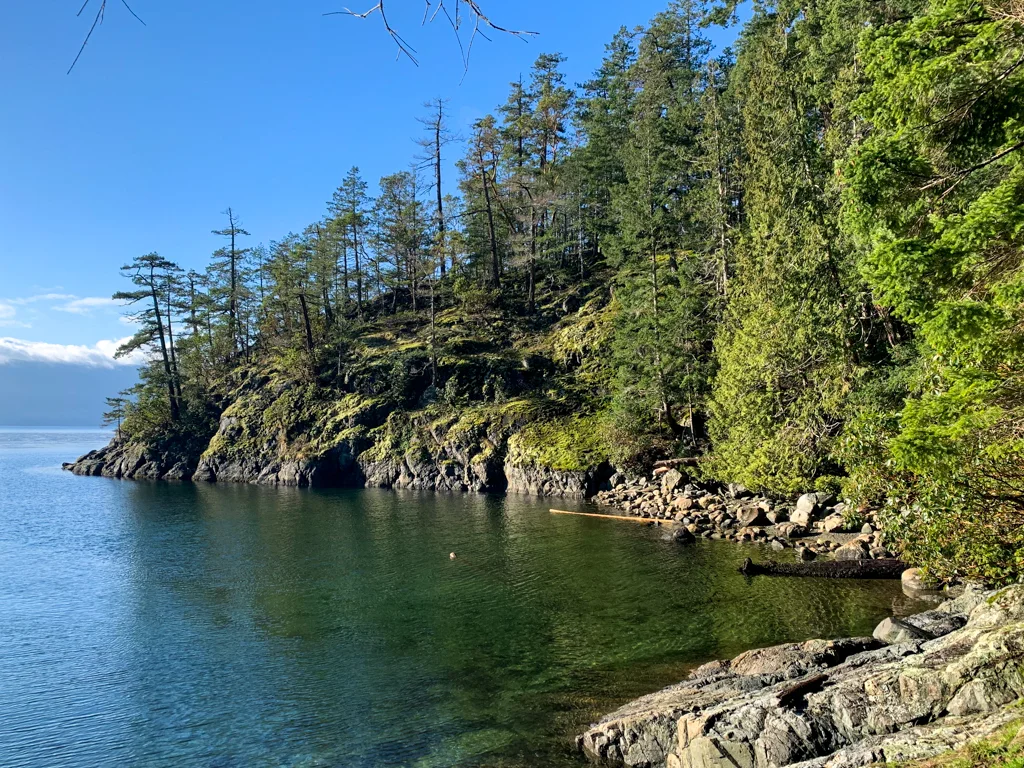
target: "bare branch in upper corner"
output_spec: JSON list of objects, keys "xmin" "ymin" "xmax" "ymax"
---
[
  {"xmin": 324, "ymin": 2, "xmax": 421, "ymax": 65},
  {"xmin": 66, "ymin": 1, "xmax": 526, "ymax": 74},
  {"xmin": 324, "ymin": 0, "xmax": 537, "ymax": 70},
  {"xmin": 67, "ymin": 0, "xmax": 146, "ymax": 74}
]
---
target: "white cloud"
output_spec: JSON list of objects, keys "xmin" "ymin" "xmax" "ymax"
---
[
  {"xmin": 0, "ymin": 336, "xmax": 147, "ymax": 368},
  {"xmin": 1, "ymin": 294, "xmax": 127, "ymax": 318},
  {"xmin": 54, "ymin": 297, "xmax": 124, "ymax": 315},
  {"xmin": 0, "ymin": 303, "xmax": 30, "ymax": 328},
  {"xmin": 5, "ymin": 293, "xmax": 75, "ymax": 305}
]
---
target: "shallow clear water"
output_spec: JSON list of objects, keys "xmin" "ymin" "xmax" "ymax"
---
[{"xmin": 0, "ymin": 428, "xmax": 923, "ymax": 768}]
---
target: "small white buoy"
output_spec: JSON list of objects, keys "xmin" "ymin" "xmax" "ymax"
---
[{"xmin": 449, "ymin": 552, "xmax": 457, "ymax": 560}]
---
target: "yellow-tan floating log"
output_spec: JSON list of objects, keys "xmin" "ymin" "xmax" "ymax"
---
[{"xmin": 550, "ymin": 509, "xmax": 664, "ymax": 524}]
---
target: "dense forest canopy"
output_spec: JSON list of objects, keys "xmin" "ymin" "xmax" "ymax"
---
[{"xmin": 101, "ymin": 0, "xmax": 1024, "ymax": 583}]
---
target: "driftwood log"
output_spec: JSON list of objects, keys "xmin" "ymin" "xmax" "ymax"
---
[
  {"xmin": 653, "ymin": 457, "xmax": 702, "ymax": 469},
  {"xmin": 739, "ymin": 557, "xmax": 907, "ymax": 579}
]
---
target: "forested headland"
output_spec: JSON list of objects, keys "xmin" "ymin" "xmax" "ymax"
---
[{"xmin": 82, "ymin": 0, "xmax": 1024, "ymax": 585}]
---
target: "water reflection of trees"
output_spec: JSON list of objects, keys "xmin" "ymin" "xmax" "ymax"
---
[{"xmin": 116, "ymin": 483, "xmax": 915, "ymax": 767}]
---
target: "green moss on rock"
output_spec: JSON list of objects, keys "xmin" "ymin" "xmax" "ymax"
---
[{"xmin": 507, "ymin": 414, "xmax": 607, "ymax": 472}]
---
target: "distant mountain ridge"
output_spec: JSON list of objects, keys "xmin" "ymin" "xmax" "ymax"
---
[{"xmin": 0, "ymin": 363, "xmax": 139, "ymax": 427}]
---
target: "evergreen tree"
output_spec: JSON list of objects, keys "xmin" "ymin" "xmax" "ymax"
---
[
  {"xmin": 575, "ymin": 27, "xmax": 639, "ymax": 257},
  {"xmin": 459, "ymin": 116, "xmax": 505, "ymax": 288},
  {"xmin": 705, "ymin": 4, "xmax": 864, "ymax": 493},
  {"xmin": 843, "ymin": 0, "xmax": 1024, "ymax": 581},
  {"xmin": 605, "ymin": 1, "xmax": 718, "ymax": 456},
  {"xmin": 114, "ymin": 252, "xmax": 183, "ymax": 422},
  {"xmin": 416, "ymin": 99, "xmax": 456, "ymax": 278},
  {"xmin": 103, "ymin": 393, "xmax": 130, "ymax": 440},
  {"xmin": 329, "ymin": 167, "xmax": 372, "ymax": 316},
  {"xmin": 210, "ymin": 208, "xmax": 251, "ymax": 356}
]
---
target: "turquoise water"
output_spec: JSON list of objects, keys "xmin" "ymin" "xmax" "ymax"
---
[{"xmin": 0, "ymin": 429, "xmax": 921, "ymax": 768}]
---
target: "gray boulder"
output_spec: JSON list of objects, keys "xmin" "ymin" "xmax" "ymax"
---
[
  {"xmin": 833, "ymin": 540, "xmax": 870, "ymax": 561},
  {"xmin": 662, "ymin": 469, "xmax": 685, "ymax": 494},
  {"xmin": 822, "ymin": 513, "xmax": 848, "ymax": 533},
  {"xmin": 738, "ymin": 507, "xmax": 771, "ymax": 528},
  {"xmin": 902, "ymin": 567, "xmax": 943, "ymax": 595},
  {"xmin": 791, "ymin": 493, "xmax": 820, "ymax": 526},
  {"xmin": 796, "ymin": 546, "xmax": 817, "ymax": 562},
  {"xmin": 775, "ymin": 522, "xmax": 808, "ymax": 539},
  {"xmin": 874, "ymin": 608, "xmax": 967, "ymax": 644},
  {"xmin": 672, "ymin": 527, "xmax": 696, "ymax": 545}
]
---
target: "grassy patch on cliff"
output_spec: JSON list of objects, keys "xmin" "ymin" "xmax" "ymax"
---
[
  {"xmin": 507, "ymin": 414, "xmax": 607, "ymax": 472},
  {"xmin": 893, "ymin": 716, "xmax": 1024, "ymax": 768},
  {"xmin": 204, "ymin": 367, "xmax": 384, "ymax": 463}
]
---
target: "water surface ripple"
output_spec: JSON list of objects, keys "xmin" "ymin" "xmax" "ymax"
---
[{"xmin": 0, "ymin": 429, "xmax": 922, "ymax": 767}]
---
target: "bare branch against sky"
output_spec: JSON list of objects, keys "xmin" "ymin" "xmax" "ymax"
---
[{"xmin": 68, "ymin": 0, "xmax": 535, "ymax": 74}]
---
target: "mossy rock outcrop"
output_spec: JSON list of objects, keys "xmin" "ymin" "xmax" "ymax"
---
[
  {"xmin": 67, "ymin": 285, "xmax": 621, "ymax": 497},
  {"xmin": 70, "ymin": 384, "xmax": 616, "ymax": 498}
]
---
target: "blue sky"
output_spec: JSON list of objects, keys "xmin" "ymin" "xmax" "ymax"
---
[{"xmin": 1, "ymin": 0, "xmax": 738, "ymax": 367}]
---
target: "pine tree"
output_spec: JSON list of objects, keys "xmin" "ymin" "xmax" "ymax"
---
[
  {"xmin": 329, "ymin": 167, "xmax": 372, "ymax": 316},
  {"xmin": 575, "ymin": 27, "xmax": 639, "ymax": 258},
  {"xmin": 114, "ymin": 253, "xmax": 183, "ymax": 422},
  {"xmin": 459, "ymin": 116, "xmax": 504, "ymax": 288},
  {"xmin": 706, "ymin": 3, "xmax": 864, "ymax": 493},
  {"xmin": 605, "ymin": 1, "xmax": 718, "ymax": 456},
  {"xmin": 103, "ymin": 393, "xmax": 130, "ymax": 440},
  {"xmin": 416, "ymin": 99, "xmax": 456, "ymax": 278},
  {"xmin": 210, "ymin": 208, "xmax": 251, "ymax": 356}
]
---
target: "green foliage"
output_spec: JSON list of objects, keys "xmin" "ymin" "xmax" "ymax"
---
[
  {"xmin": 609, "ymin": 253, "xmax": 717, "ymax": 464},
  {"xmin": 705, "ymin": 0, "xmax": 864, "ymax": 494},
  {"xmin": 451, "ymin": 275, "xmax": 497, "ymax": 315},
  {"xmin": 550, "ymin": 295, "xmax": 617, "ymax": 396},
  {"xmin": 843, "ymin": 0, "xmax": 1024, "ymax": 582}
]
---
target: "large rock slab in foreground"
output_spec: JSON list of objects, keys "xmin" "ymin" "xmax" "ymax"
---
[{"xmin": 578, "ymin": 584, "xmax": 1024, "ymax": 768}]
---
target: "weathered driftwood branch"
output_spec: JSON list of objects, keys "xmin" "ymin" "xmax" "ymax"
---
[{"xmin": 550, "ymin": 509, "xmax": 664, "ymax": 524}]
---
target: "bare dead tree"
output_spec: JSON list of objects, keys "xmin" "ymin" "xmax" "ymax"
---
[{"xmin": 415, "ymin": 97, "xmax": 458, "ymax": 276}]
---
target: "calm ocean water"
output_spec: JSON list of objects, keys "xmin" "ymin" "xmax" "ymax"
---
[{"xmin": 0, "ymin": 428, "xmax": 922, "ymax": 768}]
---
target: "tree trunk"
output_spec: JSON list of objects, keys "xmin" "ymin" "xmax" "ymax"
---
[
  {"xmin": 228, "ymin": 208, "xmax": 238, "ymax": 355},
  {"xmin": 434, "ymin": 103, "xmax": 446, "ymax": 278},
  {"xmin": 297, "ymin": 292, "xmax": 315, "ymax": 354},
  {"xmin": 148, "ymin": 265, "xmax": 179, "ymax": 422},
  {"xmin": 480, "ymin": 159, "xmax": 501, "ymax": 288}
]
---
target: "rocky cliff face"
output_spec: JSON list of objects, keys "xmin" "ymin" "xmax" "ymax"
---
[
  {"xmin": 65, "ymin": 297, "xmax": 619, "ymax": 498},
  {"xmin": 505, "ymin": 462, "xmax": 615, "ymax": 498},
  {"xmin": 577, "ymin": 584, "xmax": 1024, "ymax": 768}
]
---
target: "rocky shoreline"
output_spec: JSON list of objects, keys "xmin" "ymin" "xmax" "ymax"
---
[
  {"xmin": 577, "ymin": 582, "xmax": 1024, "ymax": 768},
  {"xmin": 63, "ymin": 435, "xmax": 615, "ymax": 498},
  {"xmin": 594, "ymin": 464, "xmax": 894, "ymax": 563},
  {"xmin": 66, "ymin": 442, "xmax": 898, "ymax": 567}
]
